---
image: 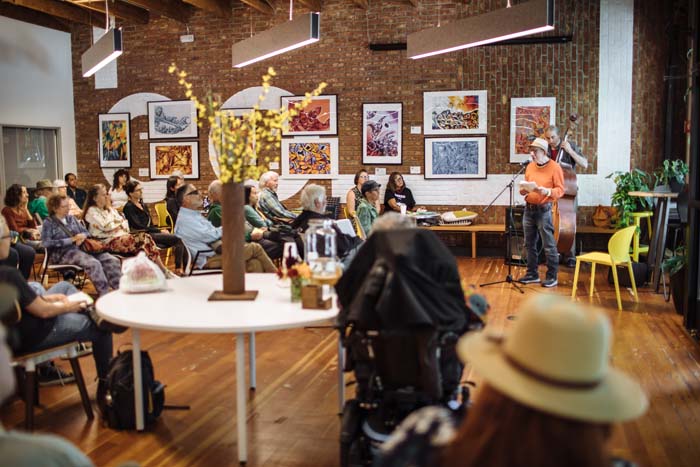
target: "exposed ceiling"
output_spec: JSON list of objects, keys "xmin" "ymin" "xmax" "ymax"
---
[{"xmin": 0, "ymin": 0, "xmax": 420, "ymax": 30}]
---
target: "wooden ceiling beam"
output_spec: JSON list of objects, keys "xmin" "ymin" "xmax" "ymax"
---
[
  {"xmin": 67, "ymin": 0, "xmax": 149, "ymax": 24},
  {"xmin": 406, "ymin": 0, "xmax": 418, "ymax": 6},
  {"xmin": 240, "ymin": 0, "xmax": 273, "ymax": 15},
  {"xmin": 121, "ymin": 0, "xmax": 193, "ymax": 23},
  {"xmin": 182, "ymin": 0, "xmax": 230, "ymax": 17},
  {"xmin": 296, "ymin": 0, "xmax": 321, "ymax": 12},
  {"xmin": 2, "ymin": 0, "xmax": 104, "ymax": 27},
  {"xmin": 350, "ymin": 0, "xmax": 367, "ymax": 8},
  {"xmin": 0, "ymin": 2, "xmax": 72, "ymax": 31}
]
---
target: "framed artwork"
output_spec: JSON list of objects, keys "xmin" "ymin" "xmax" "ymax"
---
[
  {"xmin": 147, "ymin": 100, "xmax": 198, "ymax": 139},
  {"xmin": 281, "ymin": 137, "xmax": 339, "ymax": 179},
  {"xmin": 423, "ymin": 90, "xmax": 487, "ymax": 135},
  {"xmin": 510, "ymin": 97, "xmax": 556, "ymax": 163},
  {"xmin": 424, "ymin": 137, "xmax": 486, "ymax": 179},
  {"xmin": 98, "ymin": 113, "xmax": 131, "ymax": 168},
  {"xmin": 280, "ymin": 95, "xmax": 337, "ymax": 136},
  {"xmin": 362, "ymin": 103, "xmax": 402, "ymax": 165},
  {"xmin": 149, "ymin": 141, "xmax": 199, "ymax": 179}
]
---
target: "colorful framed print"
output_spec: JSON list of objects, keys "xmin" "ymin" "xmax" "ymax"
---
[
  {"xmin": 149, "ymin": 141, "xmax": 199, "ymax": 179},
  {"xmin": 423, "ymin": 90, "xmax": 487, "ymax": 135},
  {"xmin": 280, "ymin": 95, "xmax": 337, "ymax": 136},
  {"xmin": 147, "ymin": 100, "xmax": 198, "ymax": 139},
  {"xmin": 362, "ymin": 103, "xmax": 402, "ymax": 165},
  {"xmin": 98, "ymin": 113, "xmax": 131, "ymax": 168},
  {"xmin": 281, "ymin": 137, "xmax": 339, "ymax": 179},
  {"xmin": 510, "ymin": 97, "xmax": 556, "ymax": 163},
  {"xmin": 424, "ymin": 137, "xmax": 486, "ymax": 179}
]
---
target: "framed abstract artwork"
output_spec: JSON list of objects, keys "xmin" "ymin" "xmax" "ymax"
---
[
  {"xmin": 147, "ymin": 100, "xmax": 198, "ymax": 139},
  {"xmin": 362, "ymin": 103, "xmax": 402, "ymax": 165},
  {"xmin": 280, "ymin": 95, "xmax": 337, "ymax": 136},
  {"xmin": 509, "ymin": 97, "xmax": 556, "ymax": 163},
  {"xmin": 424, "ymin": 137, "xmax": 486, "ymax": 179},
  {"xmin": 281, "ymin": 137, "xmax": 339, "ymax": 179},
  {"xmin": 149, "ymin": 141, "xmax": 199, "ymax": 179},
  {"xmin": 423, "ymin": 90, "xmax": 487, "ymax": 135},
  {"xmin": 98, "ymin": 113, "xmax": 131, "ymax": 168}
]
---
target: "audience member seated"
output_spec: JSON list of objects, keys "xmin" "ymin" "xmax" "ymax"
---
[
  {"xmin": 165, "ymin": 174, "xmax": 184, "ymax": 227},
  {"xmin": 206, "ymin": 180, "xmax": 224, "ymax": 227},
  {"xmin": 2, "ymin": 184, "xmax": 41, "ymax": 245},
  {"xmin": 376, "ymin": 295, "xmax": 648, "ymax": 467},
  {"xmin": 258, "ymin": 171, "xmax": 296, "ymax": 223},
  {"xmin": 174, "ymin": 184, "xmax": 275, "ymax": 272},
  {"xmin": 1, "ymin": 241, "xmax": 36, "ymax": 280},
  {"xmin": 64, "ymin": 172, "xmax": 87, "ymax": 208},
  {"xmin": 123, "ymin": 180, "xmax": 184, "ymax": 274},
  {"xmin": 291, "ymin": 184, "xmax": 362, "ymax": 266},
  {"xmin": 108, "ymin": 169, "xmax": 130, "ymax": 210},
  {"xmin": 53, "ymin": 179, "xmax": 83, "ymax": 218},
  {"xmin": 356, "ymin": 180, "xmax": 381, "ymax": 235},
  {"xmin": 41, "ymin": 194, "xmax": 121, "ymax": 296},
  {"xmin": 371, "ymin": 211, "xmax": 417, "ymax": 233},
  {"xmin": 244, "ymin": 184, "xmax": 274, "ymax": 229},
  {"xmin": 384, "ymin": 171, "xmax": 416, "ymax": 213},
  {"xmin": 83, "ymin": 184, "xmax": 169, "ymax": 274},
  {"xmin": 346, "ymin": 169, "xmax": 380, "ymax": 216},
  {"xmin": 28, "ymin": 179, "xmax": 53, "ymax": 220}
]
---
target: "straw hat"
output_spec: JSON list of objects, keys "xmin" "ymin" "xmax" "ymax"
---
[
  {"xmin": 529, "ymin": 137, "xmax": 549, "ymax": 153},
  {"xmin": 35, "ymin": 179, "xmax": 53, "ymax": 191},
  {"xmin": 457, "ymin": 295, "xmax": 648, "ymax": 423}
]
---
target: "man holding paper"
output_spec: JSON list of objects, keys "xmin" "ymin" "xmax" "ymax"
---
[{"xmin": 517, "ymin": 138, "xmax": 565, "ymax": 288}]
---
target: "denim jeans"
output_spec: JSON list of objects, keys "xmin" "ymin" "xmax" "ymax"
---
[
  {"xmin": 523, "ymin": 204, "xmax": 559, "ymax": 280},
  {"xmin": 27, "ymin": 281, "xmax": 113, "ymax": 380}
]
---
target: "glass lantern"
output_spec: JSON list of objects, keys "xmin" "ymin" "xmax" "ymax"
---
[{"xmin": 305, "ymin": 219, "xmax": 340, "ymax": 285}]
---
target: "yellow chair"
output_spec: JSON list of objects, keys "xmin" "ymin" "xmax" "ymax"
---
[
  {"xmin": 630, "ymin": 211, "xmax": 653, "ymax": 262},
  {"xmin": 154, "ymin": 201, "xmax": 174, "ymax": 266},
  {"xmin": 571, "ymin": 225, "xmax": 639, "ymax": 311},
  {"xmin": 343, "ymin": 206, "xmax": 365, "ymax": 240}
]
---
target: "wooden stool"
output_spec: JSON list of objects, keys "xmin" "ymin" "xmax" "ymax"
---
[{"xmin": 631, "ymin": 211, "xmax": 653, "ymax": 262}]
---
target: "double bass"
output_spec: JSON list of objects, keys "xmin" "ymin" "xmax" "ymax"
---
[{"xmin": 552, "ymin": 114, "xmax": 578, "ymax": 255}]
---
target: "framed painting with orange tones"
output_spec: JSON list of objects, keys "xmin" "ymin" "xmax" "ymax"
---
[
  {"xmin": 423, "ymin": 90, "xmax": 487, "ymax": 135},
  {"xmin": 149, "ymin": 141, "xmax": 199, "ymax": 179},
  {"xmin": 280, "ymin": 95, "xmax": 337, "ymax": 136},
  {"xmin": 510, "ymin": 97, "xmax": 556, "ymax": 163},
  {"xmin": 281, "ymin": 137, "xmax": 338, "ymax": 179},
  {"xmin": 98, "ymin": 113, "xmax": 131, "ymax": 168}
]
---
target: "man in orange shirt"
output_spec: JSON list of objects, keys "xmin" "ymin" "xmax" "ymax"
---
[{"xmin": 517, "ymin": 138, "xmax": 565, "ymax": 288}]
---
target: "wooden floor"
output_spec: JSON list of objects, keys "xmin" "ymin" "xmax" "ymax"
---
[{"xmin": 2, "ymin": 257, "xmax": 700, "ymax": 466}]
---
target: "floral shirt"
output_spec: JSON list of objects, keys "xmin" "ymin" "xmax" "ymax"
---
[{"xmin": 84, "ymin": 206, "xmax": 129, "ymax": 242}]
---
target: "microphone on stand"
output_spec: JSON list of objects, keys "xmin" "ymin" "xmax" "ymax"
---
[{"xmin": 519, "ymin": 158, "xmax": 532, "ymax": 167}]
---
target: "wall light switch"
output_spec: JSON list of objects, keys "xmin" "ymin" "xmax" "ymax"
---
[
  {"xmin": 375, "ymin": 168, "xmax": 386, "ymax": 176},
  {"xmin": 410, "ymin": 166, "xmax": 421, "ymax": 174},
  {"xmin": 139, "ymin": 132, "xmax": 148, "ymax": 140},
  {"xmin": 410, "ymin": 126, "xmax": 421, "ymax": 134},
  {"xmin": 138, "ymin": 168, "xmax": 149, "ymax": 177},
  {"xmin": 269, "ymin": 161, "xmax": 279, "ymax": 170}
]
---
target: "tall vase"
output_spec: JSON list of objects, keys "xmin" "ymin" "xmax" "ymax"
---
[{"xmin": 208, "ymin": 181, "xmax": 258, "ymax": 301}]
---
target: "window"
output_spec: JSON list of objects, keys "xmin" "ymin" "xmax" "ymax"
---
[{"xmin": 0, "ymin": 126, "xmax": 60, "ymax": 198}]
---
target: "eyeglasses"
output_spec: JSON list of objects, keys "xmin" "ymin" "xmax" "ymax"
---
[{"xmin": 185, "ymin": 190, "xmax": 200, "ymax": 196}]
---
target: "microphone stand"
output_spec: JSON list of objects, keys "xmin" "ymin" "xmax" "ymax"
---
[{"xmin": 480, "ymin": 164, "xmax": 527, "ymax": 293}]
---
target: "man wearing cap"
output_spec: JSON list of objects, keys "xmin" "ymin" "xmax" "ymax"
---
[
  {"xmin": 544, "ymin": 125, "xmax": 588, "ymax": 268},
  {"xmin": 64, "ymin": 173, "xmax": 87, "ymax": 209},
  {"xmin": 518, "ymin": 137, "xmax": 565, "ymax": 288},
  {"xmin": 28, "ymin": 179, "xmax": 53, "ymax": 220},
  {"xmin": 356, "ymin": 180, "xmax": 381, "ymax": 236}
]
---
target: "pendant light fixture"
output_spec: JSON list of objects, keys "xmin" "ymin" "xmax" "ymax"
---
[{"xmin": 81, "ymin": 0, "xmax": 123, "ymax": 78}]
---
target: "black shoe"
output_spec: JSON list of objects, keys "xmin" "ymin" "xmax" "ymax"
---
[
  {"xmin": 566, "ymin": 258, "xmax": 577, "ymax": 268},
  {"xmin": 542, "ymin": 278, "xmax": 559, "ymax": 288},
  {"xmin": 518, "ymin": 274, "xmax": 541, "ymax": 284},
  {"xmin": 37, "ymin": 362, "xmax": 75, "ymax": 387}
]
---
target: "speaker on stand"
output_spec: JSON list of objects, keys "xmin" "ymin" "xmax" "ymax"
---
[{"xmin": 505, "ymin": 206, "xmax": 527, "ymax": 266}]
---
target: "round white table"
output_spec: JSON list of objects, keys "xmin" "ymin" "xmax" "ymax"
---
[{"xmin": 96, "ymin": 273, "xmax": 338, "ymax": 464}]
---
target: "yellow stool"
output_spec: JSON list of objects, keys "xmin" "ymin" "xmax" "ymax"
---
[{"xmin": 630, "ymin": 211, "xmax": 653, "ymax": 262}]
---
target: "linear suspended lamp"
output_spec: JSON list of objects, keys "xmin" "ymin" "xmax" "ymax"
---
[
  {"xmin": 407, "ymin": 0, "xmax": 554, "ymax": 60},
  {"xmin": 232, "ymin": 12, "xmax": 320, "ymax": 68},
  {"xmin": 82, "ymin": 27, "xmax": 123, "ymax": 77}
]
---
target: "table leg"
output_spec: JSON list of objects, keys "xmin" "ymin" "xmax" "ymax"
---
[
  {"xmin": 236, "ymin": 333, "xmax": 247, "ymax": 464},
  {"xmin": 471, "ymin": 232, "xmax": 476, "ymax": 259},
  {"xmin": 132, "ymin": 329, "xmax": 145, "ymax": 431},
  {"xmin": 337, "ymin": 336, "xmax": 345, "ymax": 414},
  {"xmin": 647, "ymin": 199, "xmax": 664, "ymax": 278},
  {"xmin": 248, "ymin": 332, "xmax": 256, "ymax": 390},
  {"xmin": 653, "ymin": 199, "xmax": 671, "ymax": 292}
]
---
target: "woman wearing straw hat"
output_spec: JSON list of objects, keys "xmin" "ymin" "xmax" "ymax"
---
[{"xmin": 377, "ymin": 295, "xmax": 648, "ymax": 467}]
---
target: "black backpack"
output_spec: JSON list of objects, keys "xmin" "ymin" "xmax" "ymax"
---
[{"xmin": 101, "ymin": 349, "xmax": 165, "ymax": 430}]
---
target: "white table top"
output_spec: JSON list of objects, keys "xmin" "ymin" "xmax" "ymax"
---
[{"xmin": 96, "ymin": 273, "xmax": 338, "ymax": 333}]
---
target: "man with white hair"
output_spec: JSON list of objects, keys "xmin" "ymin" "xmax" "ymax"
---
[
  {"xmin": 206, "ymin": 180, "xmax": 224, "ymax": 227},
  {"xmin": 257, "ymin": 171, "xmax": 296, "ymax": 223}
]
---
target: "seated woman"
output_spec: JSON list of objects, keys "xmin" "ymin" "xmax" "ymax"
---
[
  {"xmin": 53, "ymin": 179, "xmax": 83, "ymax": 218},
  {"xmin": 384, "ymin": 171, "xmax": 416, "ymax": 213},
  {"xmin": 165, "ymin": 174, "xmax": 184, "ymax": 227},
  {"xmin": 108, "ymin": 169, "xmax": 130, "ymax": 210},
  {"xmin": 123, "ymin": 180, "xmax": 184, "ymax": 273},
  {"xmin": 376, "ymin": 295, "xmax": 648, "ymax": 467},
  {"xmin": 346, "ymin": 169, "xmax": 380, "ymax": 216},
  {"xmin": 356, "ymin": 180, "xmax": 381, "ymax": 236},
  {"xmin": 28, "ymin": 179, "xmax": 53, "ymax": 220},
  {"xmin": 244, "ymin": 184, "xmax": 274, "ymax": 229},
  {"xmin": 40, "ymin": 194, "xmax": 121, "ymax": 297},
  {"xmin": 83, "ymin": 184, "xmax": 169, "ymax": 274},
  {"xmin": 2, "ymin": 184, "xmax": 41, "ymax": 244}
]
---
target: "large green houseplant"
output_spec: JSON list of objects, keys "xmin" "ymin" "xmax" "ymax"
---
[
  {"xmin": 654, "ymin": 159, "xmax": 688, "ymax": 192},
  {"xmin": 607, "ymin": 169, "xmax": 653, "ymax": 228}
]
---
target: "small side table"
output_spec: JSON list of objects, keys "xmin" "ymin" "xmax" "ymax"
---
[{"xmin": 628, "ymin": 191, "xmax": 678, "ymax": 292}]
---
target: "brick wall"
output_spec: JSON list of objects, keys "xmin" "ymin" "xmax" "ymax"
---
[{"xmin": 69, "ymin": 0, "xmax": 667, "ymax": 224}]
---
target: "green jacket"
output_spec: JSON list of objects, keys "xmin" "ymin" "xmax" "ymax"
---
[
  {"xmin": 209, "ymin": 202, "xmax": 255, "ymax": 241},
  {"xmin": 356, "ymin": 198, "xmax": 378, "ymax": 236},
  {"xmin": 28, "ymin": 197, "xmax": 48, "ymax": 220}
]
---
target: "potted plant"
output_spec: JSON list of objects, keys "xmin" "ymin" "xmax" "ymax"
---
[
  {"xmin": 654, "ymin": 159, "xmax": 688, "ymax": 193},
  {"xmin": 662, "ymin": 246, "xmax": 687, "ymax": 315},
  {"xmin": 606, "ymin": 169, "xmax": 653, "ymax": 228}
]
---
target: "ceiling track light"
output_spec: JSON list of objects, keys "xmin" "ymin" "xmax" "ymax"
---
[{"xmin": 81, "ymin": 0, "xmax": 123, "ymax": 78}]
